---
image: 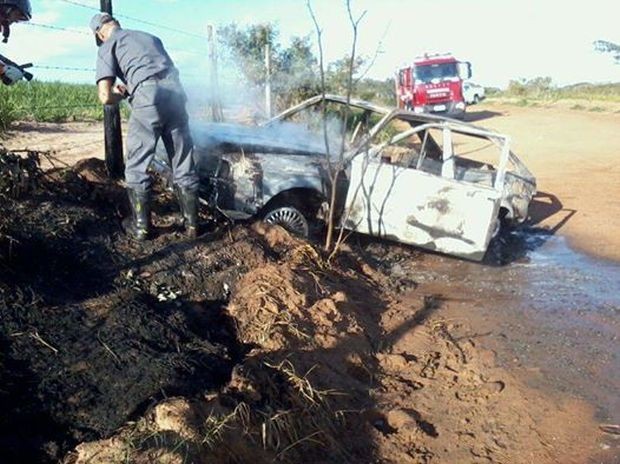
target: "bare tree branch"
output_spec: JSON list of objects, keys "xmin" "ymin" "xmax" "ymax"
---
[
  {"xmin": 307, "ymin": 0, "xmax": 369, "ymax": 253},
  {"xmin": 355, "ymin": 21, "xmax": 390, "ymax": 83},
  {"xmin": 325, "ymin": 0, "xmax": 367, "ymax": 253},
  {"xmin": 307, "ymin": 0, "xmax": 331, "ymax": 164}
]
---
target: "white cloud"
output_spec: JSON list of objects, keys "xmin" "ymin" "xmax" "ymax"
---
[{"xmin": 5, "ymin": 24, "xmax": 92, "ymax": 63}]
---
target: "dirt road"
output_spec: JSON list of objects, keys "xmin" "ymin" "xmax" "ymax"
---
[
  {"xmin": 2, "ymin": 121, "xmax": 105, "ymax": 168},
  {"xmin": 1, "ymin": 104, "xmax": 619, "ymax": 463},
  {"xmin": 466, "ymin": 101, "xmax": 620, "ymax": 262}
]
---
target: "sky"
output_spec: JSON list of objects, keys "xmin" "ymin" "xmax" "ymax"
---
[{"xmin": 2, "ymin": 0, "xmax": 619, "ymax": 90}]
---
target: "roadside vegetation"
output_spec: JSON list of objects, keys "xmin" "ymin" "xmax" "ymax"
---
[
  {"xmin": 216, "ymin": 25, "xmax": 620, "ymax": 115},
  {"xmin": 0, "ymin": 81, "xmax": 115, "ymax": 131},
  {"xmin": 486, "ymin": 77, "xmax": 620, "ymax": 110},
  {"xmin": 216, "ymin": 23, "xmax": 395, "ymax": 113}
]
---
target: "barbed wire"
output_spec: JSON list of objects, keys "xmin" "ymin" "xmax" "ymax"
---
[
  {"xmin": 33, "ymin": 65, "xmax": 96, "ymax": 72},
  {"xmin": 17, "ymin": 104, "xmax": 101, "ymax": 110},
  {"xmin": 24, "ymin": 22, "xmax": 90, "ymax": 35},
  {"xmin": 32, "ymin": 64, "xmax": 201, "ymax": 79}
]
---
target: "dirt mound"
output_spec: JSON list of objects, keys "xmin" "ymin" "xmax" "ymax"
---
[
  {"xmin": 72, "ymin": 157, "xmax": 109, "ymax": 183},
  {"xmin": 70, "ymin": 235, "xmax": 389, "ymax": 462}
]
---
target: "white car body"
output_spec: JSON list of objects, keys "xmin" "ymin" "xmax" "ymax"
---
[
  {"xmin": 463, "ymin": 82, "xmax": 486, "ymax": 105},
  {"xmin": 154, "ymin": 95, "xmax": 536, "ymax": 261}
]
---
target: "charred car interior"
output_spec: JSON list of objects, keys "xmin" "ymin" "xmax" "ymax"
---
[{"xmin": 153, "ymin": 95, "xmax": 536, "ymax": 260}]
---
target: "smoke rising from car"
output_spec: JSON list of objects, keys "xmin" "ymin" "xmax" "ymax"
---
[{"xmin": 180, "ymin": 32, "xmax": 317, "ymax": 125}]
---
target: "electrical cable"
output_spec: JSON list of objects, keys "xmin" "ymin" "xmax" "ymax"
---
[
  {"xmin": 57, "ymin": 0, "xmax": 100, "ymax": 13},
  {"xmin": 58, "ymin": 0, "xmax": 207, "ymax": 40},
  {"xmin": 111, "ymin": 12, "xmax": 207, "ymax": 40}
]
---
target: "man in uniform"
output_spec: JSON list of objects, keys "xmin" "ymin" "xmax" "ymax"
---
[
  {"xmin": 0, "ymin": 0, "xmax": 32, "ymax": 85},
  {"xmin": 90, "ymin": 13, "xmax": 199, "ymax": 240}
]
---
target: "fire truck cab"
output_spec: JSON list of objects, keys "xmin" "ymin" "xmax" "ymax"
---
[{"xmin": 396, "ymin": 53, "xmax": 472, "ymax": 119}]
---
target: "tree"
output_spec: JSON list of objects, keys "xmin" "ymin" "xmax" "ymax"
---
[
  {"xmin": 325, "ymin": 55, "xmax": 366, "ymax": 95},
  {"xmin": 506, "ymin": 77, "xmax": 554, "ymax": 98},
  {"xmin": 594, "ymin": 40, "xmax": 620, "ymax": 64},
  {"xmin": 217, "ymin": 23, "xmax": 320, "ymax": 113},
  {"xmin": 356, "ymin": 77, "xmax": 394, "ymax": 105},
  {"xmin": 217, "ymin": 23, "xmax": 276, "ymax": 86}
]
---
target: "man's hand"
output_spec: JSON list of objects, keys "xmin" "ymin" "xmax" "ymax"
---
[
  {"xmin": 1, "ymin": 64, "xmax": 25, "ymax": 85},
  {"xmin": 97, "ymin": 78, "xmax": 125, "ymax": 105},
  {"xmin": 113, "ymin": 83, "xmax": 129, "ymax": 98}
]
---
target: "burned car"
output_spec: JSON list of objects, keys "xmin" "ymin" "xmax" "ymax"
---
[{"xmin": 153, "ymin": 95, "xmax": 536, "ymax": 260}]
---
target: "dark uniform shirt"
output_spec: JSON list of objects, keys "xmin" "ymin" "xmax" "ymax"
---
[{"xmin": 95, "ymin": 28, "xmax": 174, "ymax": 95}]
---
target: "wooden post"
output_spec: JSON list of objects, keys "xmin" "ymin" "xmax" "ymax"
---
[
  {"xmin": 264, "ymin": 43, "xmax": 272, "ymax": 118},
  {"xmin": 207, "ymin": 25, "xmax": 224, "ymax": 122},
  {"xmin": 100, "ymin": 0, "xmax": 124, "ymax": 179}
]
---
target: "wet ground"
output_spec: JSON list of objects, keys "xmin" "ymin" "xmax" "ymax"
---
[{"xmin": 404, "ymin": 228, "xmax": 620, "ymax": 461}]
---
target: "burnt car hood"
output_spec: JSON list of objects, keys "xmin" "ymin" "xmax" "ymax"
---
[{"xmin": 190, "ymin": 122, "xmax": 337, "ymax": 157}]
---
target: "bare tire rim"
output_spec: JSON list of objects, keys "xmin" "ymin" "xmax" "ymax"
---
[{"xmin": 264, "ymin": 207, "xmax": 309, "ymax": 237}]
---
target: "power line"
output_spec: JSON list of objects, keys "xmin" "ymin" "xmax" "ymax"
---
[
  {"xmin": 112, "ymin": 13, "xmax": 207, "ymax": 40},
  {"xmin": 58, "ymin": 0, "xmax": 100, "ymax": 13},
  {"xmin": 58, "ymin": 0, "xmax": 207, "ymax": 41},
  {"xmin": 24, "ymin": 22, "xmax": 90, "ymax": 35}
]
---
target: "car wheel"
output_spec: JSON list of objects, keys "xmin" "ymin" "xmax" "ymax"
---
[
  {"xmin": 263, "ymin": 205, "xmax": 309, "ymax": 237},
  {"xmin": 473, "ymin": 94, "xmax": 480, "ymax": 104}
]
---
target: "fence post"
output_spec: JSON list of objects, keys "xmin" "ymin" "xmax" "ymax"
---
[
  {"xmin": 100, "ymin": 0, "xmax": 124, "ymax": 179},
  {"xmin": 207, "ymin": 25, "xmax": 224, "ymax": 122},
  {"xmin": 264, "ymin": 43, "xmax": 272, "ymax": 118}
]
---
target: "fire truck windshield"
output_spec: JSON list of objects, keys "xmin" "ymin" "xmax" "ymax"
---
[{"xmin": 414, "ymin": 62, "xmax": 458, "ymax": 83}]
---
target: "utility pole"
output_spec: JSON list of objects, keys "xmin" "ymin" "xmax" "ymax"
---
[
  {"xmin": 264, "ymin": 43, "xmax": 272, "ymax": 118},
  {"xmin": 207, "ymin": 25, "xmax": 224, "ymax": 122},
  {"xmin": 100, "ymin": 0, "xmax": 124, "ymax": 179}
]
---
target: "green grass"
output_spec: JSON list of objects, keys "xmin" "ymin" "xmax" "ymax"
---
[{"xmin": 0, "ymin": 80, "xmax": 130, "ymax": 131}]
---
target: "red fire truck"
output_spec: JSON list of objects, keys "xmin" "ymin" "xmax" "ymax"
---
[{"xmin": 396, "ymin": 53, "xmax": 471, "ymax": 119}]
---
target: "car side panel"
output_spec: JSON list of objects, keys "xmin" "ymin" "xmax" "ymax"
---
[
  {"xmin": 256, "ymin": 154, "xmax": 326, "ymax": 205},
  {"xmin": 343, "ymin": 156, "xmax": 501, "ymax": 261}
]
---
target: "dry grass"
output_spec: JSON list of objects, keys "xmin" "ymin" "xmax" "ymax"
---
[{"xmin": 201, "ymin": 403, "xmax": 249, "ymax": 449}]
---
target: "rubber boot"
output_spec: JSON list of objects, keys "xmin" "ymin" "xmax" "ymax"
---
[
  {"xmin": 175, "ymin": 187, "xmax": 199, "ymax": 239},
  {"xmin": 122, "ymin": 188, "xmax": 151, "ymax": 241}
]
